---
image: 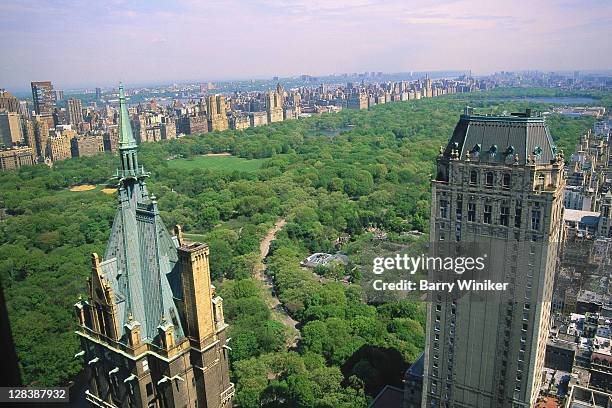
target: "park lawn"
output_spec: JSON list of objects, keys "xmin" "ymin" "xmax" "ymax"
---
[{"xmin": 166, "ymin": 155, "xmax": 266, "ymax": 172}]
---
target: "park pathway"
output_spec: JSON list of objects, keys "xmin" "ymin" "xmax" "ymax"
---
[{"xmin": 254, "ymin": 218, "xmax": 300, "ymax": 348}]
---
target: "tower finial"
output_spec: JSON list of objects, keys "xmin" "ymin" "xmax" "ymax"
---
[{"xmin": 118, "ymin": 83, "xmax": 137, "ymax": 149}]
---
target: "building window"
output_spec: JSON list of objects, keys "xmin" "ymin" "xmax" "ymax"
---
[
  {"xmin": 470, "ymin": 170, "xmax": 478, "ymax": 185},
  {"xmin": 502, "ymin": 173, "xmax": 511, "ymax": 189},
  {"xmin": 468, "ymin": 203, "xmax": 476, "ymax": 222},
  {"xmin": 515, "ymin": 206, "xmax": 522, "ymax": 228},
  {"xmin": 456, "ymin": 201, "xmax": 462, "ymax": 221},
  {"xmin": 146, "ymin": 382, "xmax": 153, "ymax": 397},
  {"xmin": 531, "ymin": 209, "xmax": 541, "ymax": 231},
  {"xmin": 485, "ymin": 172, "xmax": 494, "ymax": 187},
  {"xmin": 440, "ymin": 200, "xmax": 449, "ymax": 219},
  {"xmin": 500, "ymin": 206, "xmax": 509, "ymax": 226},
  {"xmin": 142, "ymin": 359, "xmax": 149, "ymax": 373},
  {"xmin": 484, "ymin": 205, "xmax": 492, "ymax": 224}
]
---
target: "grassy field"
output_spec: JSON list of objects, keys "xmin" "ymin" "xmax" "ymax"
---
[{"xmin": 166, "ymin": 155, "xmax": 266, "ymax": 172}]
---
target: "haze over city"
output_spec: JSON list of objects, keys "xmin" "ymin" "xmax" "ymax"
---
[{"xmin": 1, "ymin": 0, "xmax": 611, "ymax": 90}]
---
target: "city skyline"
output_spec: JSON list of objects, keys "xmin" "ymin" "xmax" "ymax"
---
[{"xmin": 1, "ymin": 0, "xmax": 611, "ymax": 90}]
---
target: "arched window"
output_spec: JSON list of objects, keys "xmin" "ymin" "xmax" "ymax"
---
[
  {"xmin": 485, "ymin": 172, "xmax": 494, "ymax": 187},
  {"xmin": 502, "ymin": 173, "xmax": 511, "ymax": 189},
  {"xmin": 470, "ymin": 170, "xmax": 478, "ymax": 185}
]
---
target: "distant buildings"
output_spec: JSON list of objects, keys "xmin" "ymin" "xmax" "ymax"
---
[
  {"xmin": 206, "ymin": 95, "xmax": 229, "ymax": 131},
  {"xmin": 0, "ymin": 89, "xmax": 19, "ymax": 112},
  {"xmin": 31, "ymin": 81, "xmax": 56, "ymax": 116},
  {"xmin": 66, "ymin": 98, "xmax": 84, "ymax": 125},
  {"xmin": 46, "ymin": 127, "xmax": 72, "ymax": 162},
  {"xmin": 70, "ymin": 135, "xmax": 103, "ymax": 157},
  {"xmin": 0, "ymin": 112, "xmax": 23, "ymax": 146},
  {"xmin": 0, "ymin": 146, "xmax": 34, "ymax": 171},
  {"xmin": 266, "ymin": 89, "xmax": 284, "ymax": 123}
]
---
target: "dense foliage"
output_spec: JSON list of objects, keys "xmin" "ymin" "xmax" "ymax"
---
[{"xmin": 0, "ymin": 89, "xmax": 602, "ymax": 405}]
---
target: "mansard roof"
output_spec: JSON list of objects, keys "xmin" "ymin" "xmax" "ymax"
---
[{"xmin": 443, "ymin": 110, "xmax": 558, "ymax": 166}]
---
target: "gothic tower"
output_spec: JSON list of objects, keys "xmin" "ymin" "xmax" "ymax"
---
[{"xmin": 75, "ymin": 85, "xmax": 234, "ymax": 408}]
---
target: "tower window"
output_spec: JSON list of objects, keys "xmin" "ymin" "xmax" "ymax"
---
[
  {"xmin": 468, "ymin": 203, "xmax": 476, "ymax": 222},
  {"xmin": 440, "ymin": 200, "xmax": 449, "ymax": 219},
  {"xmin": 485, "ymin": 172, "xmax": 494, "ymax": 187},
  {"xmin": 500, "ymin": 206, "xmax": 509, "ymax": 226},
  {"xmin": 484, "ymin": 205, "xmax": 492, "ymax": 224},
  {"xmin": 531, "ymin": 209, "xmax": 541, "ymax": 231},
  {"xmin": 456, "ymin": 201, "xmax": 463, "ymax": 220},
  {"xmin": 515, "ymin": 207, "xmax": 522, "ymax": 228},
  {"xmin": 146, "ymin": 382, "xmax": 153, "ymax": 396},
  {"xmin": 502, "ymin": 173, "xmax": 511, "ymax": 189},
  {"xmin": 470, "ymin": 170, "xmax": 478, "ymax": 185}
]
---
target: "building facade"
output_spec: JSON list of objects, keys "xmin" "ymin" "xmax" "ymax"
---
[
  {"xmin": 266, "ymin": 90, "xmax": 284, "ymax": 123},
  {"xmin": 31, "ymin": 81, "xmax": 56, "ymax": 115},
  {"xmin": 0, "ymin": 112, "xmax": 23, "ymax": 146},
  {"xmin": 67, "ymin": 98, "xmax": 85, "ymax": 125},
  {"xmin": 421, "ymin": 109, "xmax": 565, "ymax": 407},
  {"xmin": 206, "ymin": 95, "xmax": 228, "ymax": 132},
  {"xmin": 0, "ymin": 146, "xmax": 34, "ymax": 171},
  {"xmin": 75, "ymin": 85, "xmax": 234, "ymax": 408},
  {"xmin": 71, "ymin": 135, "xmax": 103, "ymax": 157},
  {"xmin": 46, "ymin": 132, "xmax": 71, "ymax": 162},
  {"xmin": 0, "ymin": 89, "xmax": 19, "ymax": 113}
]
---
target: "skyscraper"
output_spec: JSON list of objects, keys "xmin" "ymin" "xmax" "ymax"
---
[
  {"xmin": 66, "ymin": 98, "xmax": 84, "ymax": 125},
  {"xmin": 31, "ymin": 81, "xmax": 56, "ymax": 115},
  {"xmin": 421, "ymin": 109, "xmax": 565, "ymax": 407},
  {"xmin": 75, "ymin": 85, "xmax": 233, "ymax": 408}
]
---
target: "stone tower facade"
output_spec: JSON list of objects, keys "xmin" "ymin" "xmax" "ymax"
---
[
  {"xmin": 266, "ymin": 90, "xmax": 283, "ymax": 123},
  {"xmin": 206, "ymin": 95, "xmax": 229, "ymax": 132},
  {"xmin": 420, "ymin": 109, "xmax": 565, "ymax": 407},
  {"xmin": 75, "ymin": 85, "xmax": 233, "ymax": 408}
]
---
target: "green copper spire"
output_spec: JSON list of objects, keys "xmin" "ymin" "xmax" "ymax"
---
[{"xmin": 118, "ymin": 84, "xmax": 137, "ymax": 149}]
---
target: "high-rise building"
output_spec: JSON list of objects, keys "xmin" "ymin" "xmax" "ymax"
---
[
  {"xmin": 421, "ymin": 109, "xmax": 565, "ymax": 407},
  {"xmin": 266, "ymin": 91, "xmax": 283, "ymax": 123},
  {"xmin": 21, "ymin": 118, "xmax": 37, "ymax": 160},
  {"xmin": 18, "ymin": 100, "xmax": 30, "ymax": 119},
  {"xmin": 0, "ymin": 89, "xmax": 19, "ymax": 112},
  {"xmin": 206, "ymin": 95, "xmax": 228, "ymax": 132},
  {"xmin": 95, "ymin": 87, "xmax": 102, "ymax": 100},
  {"xmin": 33, "ymin": 116, "xmax": 50, "ymax": 160},
  {"xmin": 31, "ymin": 81, "xmax": 56, "ymax": 115},
  {"xmin": 74, "ymin": 85, "xmax": 234, "ymax": 408},
  {"xmin": 0, "ymin": 112, "xmax": 24, "ymax": 146},
  {"xmin": 66, "ymin": 98, "xmax": 84, "ymax": 125}
]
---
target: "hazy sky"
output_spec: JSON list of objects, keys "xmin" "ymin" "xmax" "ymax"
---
[{"xmin": 1, "ymin": 0, "xmax": 611, "ymax": 90}]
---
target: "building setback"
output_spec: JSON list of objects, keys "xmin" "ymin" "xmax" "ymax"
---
[{"xmin": 75, "ymin": 85, "xmax": 234, "ymax": 408}]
